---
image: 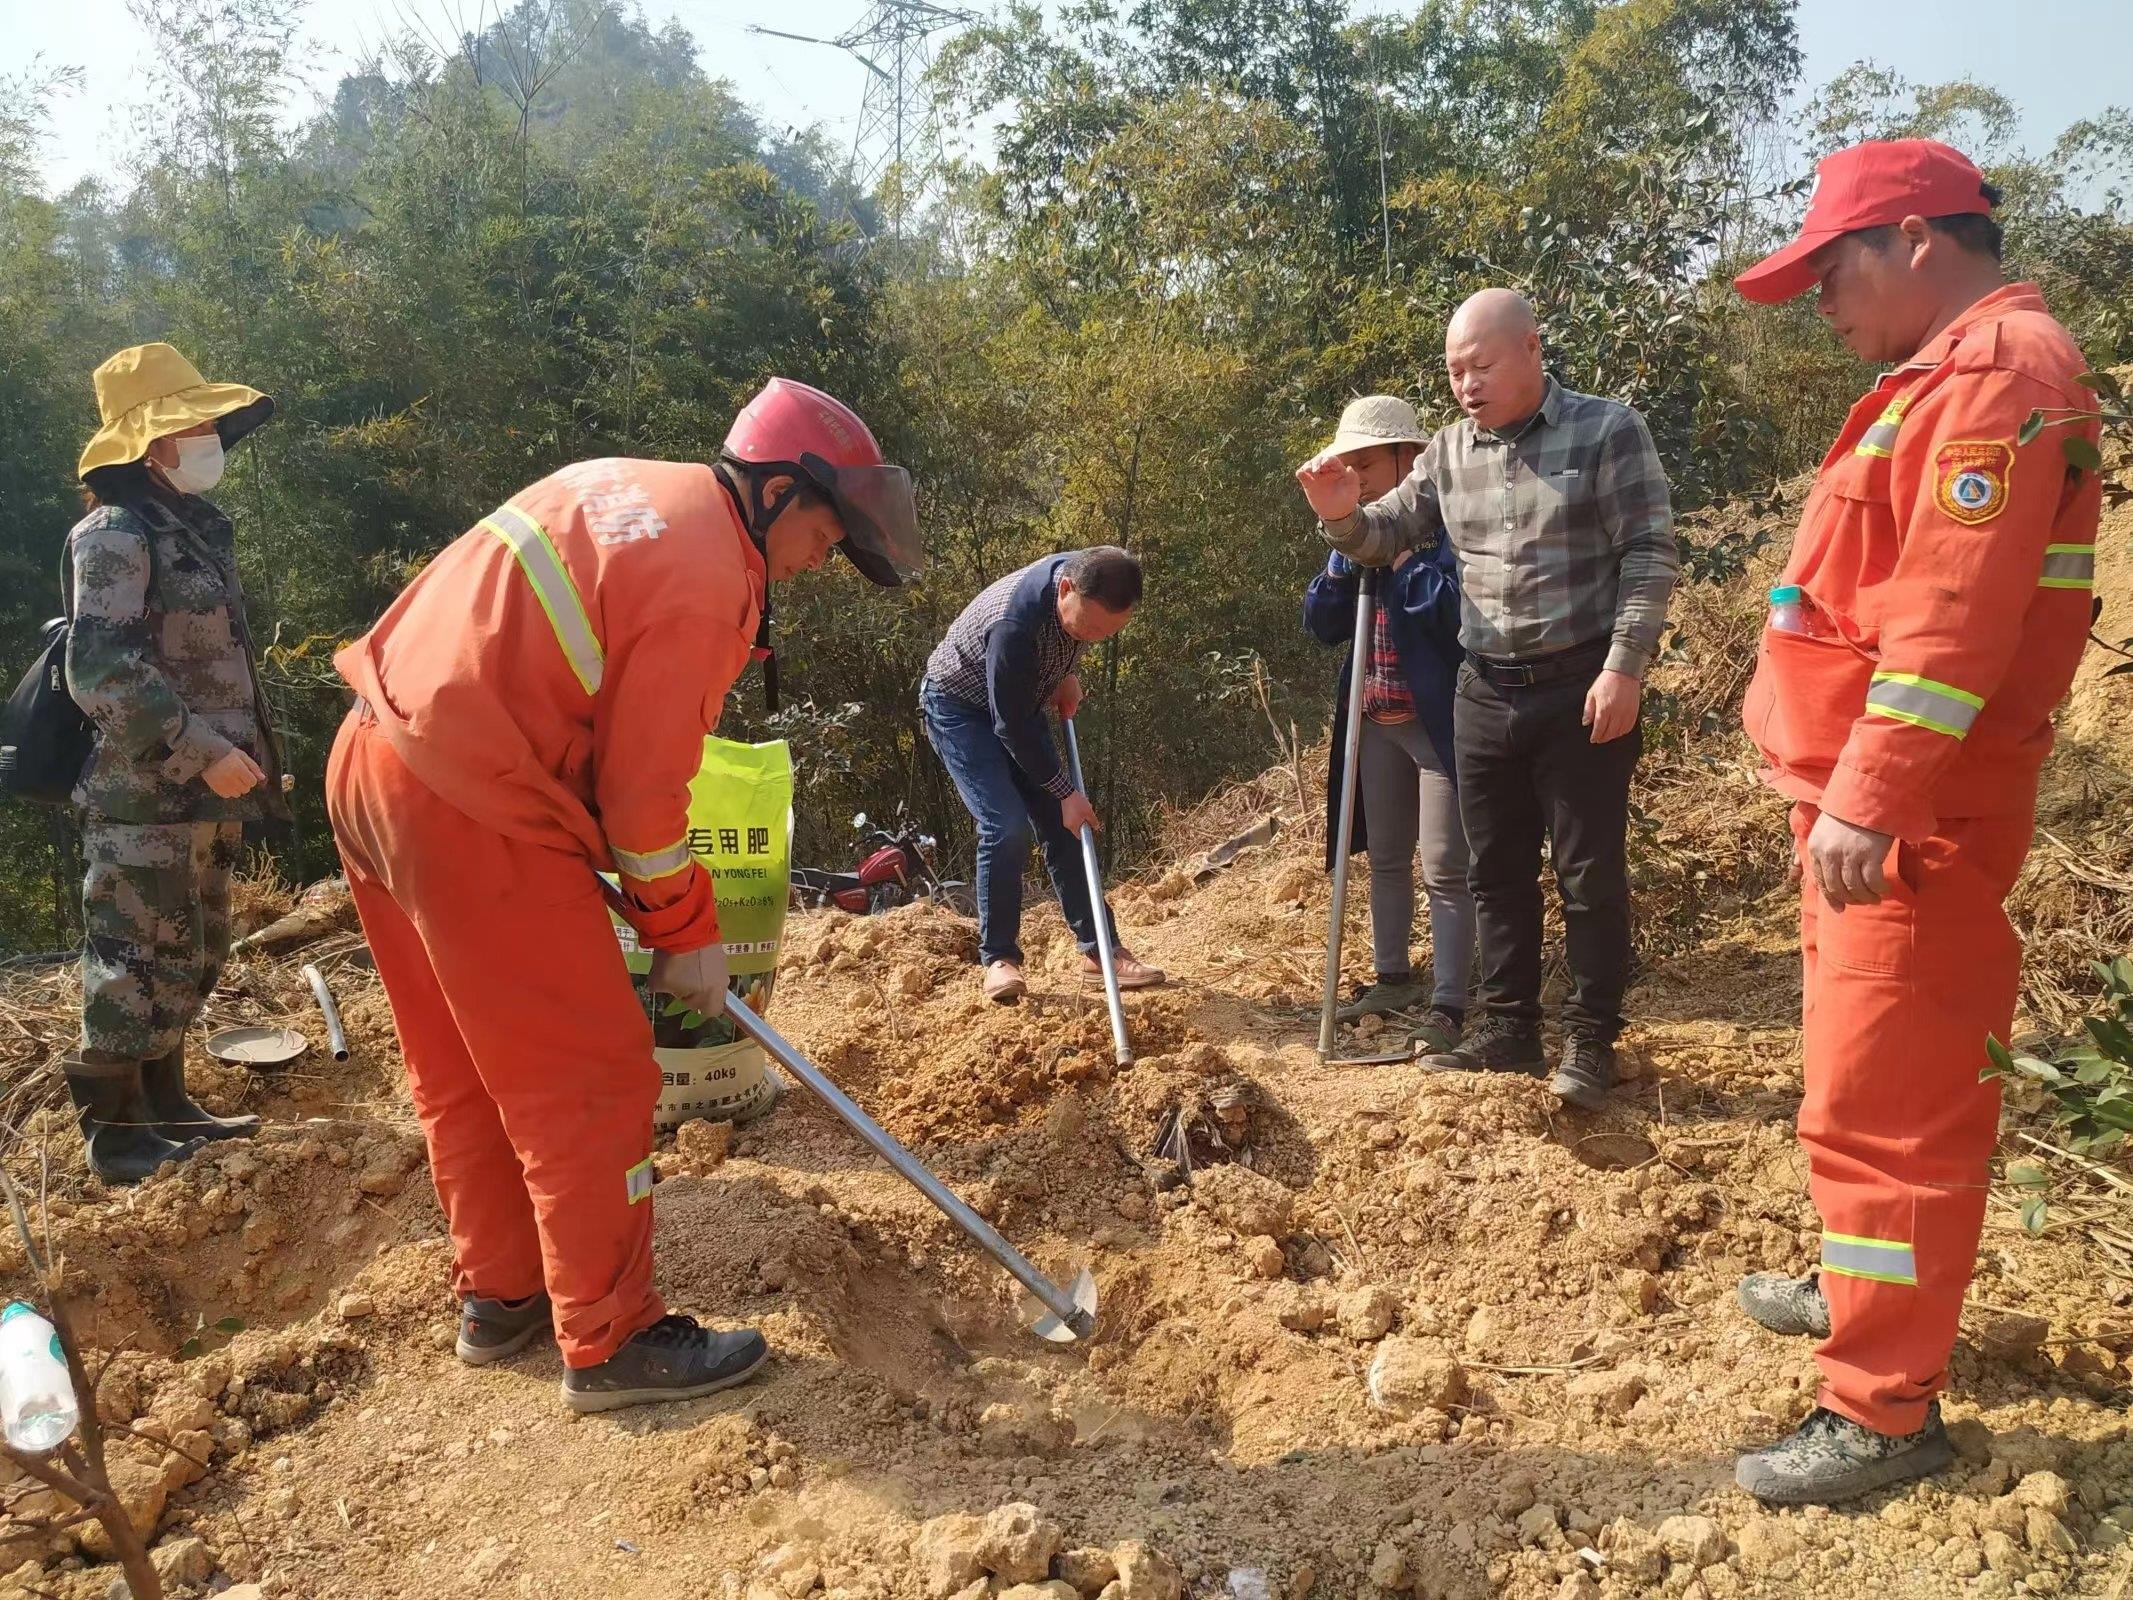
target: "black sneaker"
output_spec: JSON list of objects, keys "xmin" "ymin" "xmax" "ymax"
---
[
  {"xmin": 456, "ymin": 1291, "xmax": 554, "ymax": 1366},
  {"xmin": 561, "ymin": 1315, "xmax": 769, "ymax": 1414},
  {"xmin": 1736, "ymin": 1403, "xmax": 1954, "ymax": 1505},
  {"xmin": 1421, "ymin": 1013, "xmax": 1543, "ymax": 1075},
  {"xmin": 1737, "ymin": 1272, "xmax": 1831, "ymax": 1338},
  {"xmin": 1550, "ymin": 1033, "xmax": 1615, "ymax": 1111}
]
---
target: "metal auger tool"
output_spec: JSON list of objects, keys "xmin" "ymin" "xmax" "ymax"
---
[
  {"xmin": 723, "ymin": 994, "xmax": 1099, "ymax": 1343},
  {"xmin": 1061, "ymin": 714, "xmax": 1133, "ymax": 1068},
  {"xmin": 1318, "ymin": 567, "xmax": 1413, "ymax": 1067}
]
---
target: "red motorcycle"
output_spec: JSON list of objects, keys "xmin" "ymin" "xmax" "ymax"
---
[{"xmin": 792, "ymin": 813, "xmax": 975, "ymax": 917}]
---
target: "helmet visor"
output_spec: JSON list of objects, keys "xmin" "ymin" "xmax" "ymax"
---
[{"xmin": 824, "ymin": 462, "xmax": 922, "ymax": 587}]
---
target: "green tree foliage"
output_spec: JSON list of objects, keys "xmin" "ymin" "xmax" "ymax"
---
[{"xmin": 0, "ymin": 0, "xmax": 2126, "ymax": 948}]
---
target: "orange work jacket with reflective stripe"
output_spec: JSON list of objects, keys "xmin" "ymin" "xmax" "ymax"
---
[
  {"xmin": 335, "ymin": 459, "xmax": 764, "ymax": 953},
  {"xmin": 1743, "ymin": 284, "xmax": 2102, "ymax": 844}
]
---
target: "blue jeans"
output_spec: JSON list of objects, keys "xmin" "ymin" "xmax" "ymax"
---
[{"xmin": 920, "ymin": 683, "xmax": 1114, "ymax": 967}]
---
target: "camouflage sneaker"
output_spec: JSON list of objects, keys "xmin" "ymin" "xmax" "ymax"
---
[
  {"xmin": 1736, "ymin": 1404, "xmax": 1954, "ymax": 1505},
  {"xmin": 561, "ymin": 1315, "xmax": 768, "ymax": 1414},
  {"xmin": 1422, "ymin": 1013, "xmax": 1544, "ymax": 1075},
  {"xmin": 1412, "ymin": 1008, "xmax": 1463, "ymax": 1056},
  {"xmin": 1549, "ymin": 1032, "xmax": 1615, "ymax": 1111},
  {"xmin": 1336, "ymin": 979, "xmax": 1428, "ymax": 1024},
  {"xmin": 1737, "ymin": 1272, "xmax": 1831, "ymax": 1339},
  {"xmin": 456, "ymin": 1291, "xmax": 553, "ymax": 1366}
]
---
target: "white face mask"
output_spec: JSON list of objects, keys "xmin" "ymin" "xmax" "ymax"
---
[{"xmin": 162, "ymin": 434, "xmax": 226, "ymax": 495}]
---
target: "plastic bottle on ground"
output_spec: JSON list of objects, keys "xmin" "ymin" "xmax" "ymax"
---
[{"xmin": 0, "ymin": 1302, "xmax": 78, "ymax": 1454}]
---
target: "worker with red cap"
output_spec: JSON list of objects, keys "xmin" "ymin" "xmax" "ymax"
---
[
  {"xmin": 326, "ymin": 381, "xmax": 920, "ymax": 1413},
  {"xmin": 1728, "ymin": 140, "xmax": 2101, "ymax": 1502}
]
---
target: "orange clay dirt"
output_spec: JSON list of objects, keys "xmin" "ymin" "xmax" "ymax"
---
[{"xmin": 0, "ymin": 504, "xmax": 2128, "ymax": 1600}]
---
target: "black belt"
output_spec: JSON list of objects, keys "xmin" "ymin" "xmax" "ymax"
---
[{"xmin": 1465, "ymin": 637, "xmax": 1610, "ymax": 688}]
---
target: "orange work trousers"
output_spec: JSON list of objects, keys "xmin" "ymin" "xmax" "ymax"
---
[
  {"xmin": 326, "ymin": 706, "xmax": 665, "ymax": 1368},
  {"xmin": 1793, "ymin": 800, "xmax": 2036, "ymax": 1435}
]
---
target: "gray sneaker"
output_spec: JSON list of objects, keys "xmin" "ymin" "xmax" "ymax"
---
[
  {"xmin": 1737, "ymin": 1272, "xmax": 1831, "ymax": 1338},
  {"xmin": 1336, "ymin": 979, "xmax": 1428, "ymax": 1024},
  {"xmin": 561, "ymin": 1314, "xmax": 769, "ymax": 1414},
  {"xmin": 456, "ymin": 1292, "xmax": 553, "ymax": 1366},
  {"xmin": 1736, "ymin": 1403, "xmax": 1954, "ymax": 1505}
]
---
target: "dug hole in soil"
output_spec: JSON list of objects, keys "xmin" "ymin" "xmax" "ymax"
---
[{"xmin": 0, "ymin": 499, "xmax": 2129, "ymax": 1600}]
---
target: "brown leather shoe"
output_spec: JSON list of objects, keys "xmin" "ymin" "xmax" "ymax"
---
[
  {"xmin": 983, "ymin": 959, "xmax": 1027, "ymax": 1004},
  {"xmin": 1085, "ymin": 947, "xmax": 1165, "ymax": 990}
]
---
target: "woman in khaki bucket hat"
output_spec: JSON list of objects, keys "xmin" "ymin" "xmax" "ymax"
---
[
  {"xmin": 1302, "ymin": 395, "xmax": 1475, "ymax": 1051},
  {"xmin": 63, "ymin": 343, "xmax": 282, "ymax": 1184}
]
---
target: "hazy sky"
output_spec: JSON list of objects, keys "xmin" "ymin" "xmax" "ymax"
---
[{"xmin": 6, "ymin": 0, "xmax": 2127, "ymax": 195}]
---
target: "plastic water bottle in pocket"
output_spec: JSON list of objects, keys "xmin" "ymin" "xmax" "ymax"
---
[
  {"xmin": 1768, "ymin": 584, "xmax": 1830, "ymax": 638},
  {"xmin": 0, "ymin": 1302, "xmax": 78, "ymax": 1454}
]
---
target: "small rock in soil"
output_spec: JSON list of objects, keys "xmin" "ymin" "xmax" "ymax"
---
[
  {"xmin": 336, "ymin": 1292, "xmax": 375, "ymax": 1320},
  {"xmin": 1058, "ymin": 1549, "xmax": 1118, "ymax": 1595},
  {"xmin": 1656, "ymin": 1515, "xmax": 1727, "ymax": 1568},
  {"xmin": 1191, "ymin": 1165, "xmax": 1294, "ymax": 1240},
  {"xmin": 1338, "ymin": 1285, "xmax": 1398, "ymax": 1341},
  {"xmin": 1106, "ymin": 1541, "xmax": 1182, "ymax": 1600},
  {"xmin": 977, "ymin": 1502, "xmax": 1063, "ymax": 1583},
  {"xmin": 915, "ymin": 1513, "xmax": 987, "ymax": 1598},
  {"xmin": 1366, "ymin": 1541, "xmax": 1405, "ymax": 1591},
  {"xmin": 2013, "ymin": 1472, "xmax": 2073, "ymax": 1515},
  {"xmin": 1367, "ymin": 1338, "xmax": 1469, "ymax": 1416},
  {"xmin": 1981, "ymin": 1530, "xmax": 2030, "ymax": 1577},
  {"xmin": 1566, "ymin": 1367, "xmax": 1644, "ymax": 1417},
  {"xmin": 676, "ymin": 1118, "xmax": 734, "ymax": 1167},
  {"xmin": 151, "ymin": 1534, "xmax": 215, "ymax": 1586},
  {"xmin": 1245, "ymin": 1235, "xmax": 1285, "ymax": 1278}
]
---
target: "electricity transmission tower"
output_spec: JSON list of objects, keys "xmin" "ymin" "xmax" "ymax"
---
[{"xmin": 751, "ymin": 0, "xmax": 977, "ymax": 235}]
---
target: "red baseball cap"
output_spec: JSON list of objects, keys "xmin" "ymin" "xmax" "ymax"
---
[{"xmin": 1734, "ymin": 139, "xmax": 1995, "ymax": 305}]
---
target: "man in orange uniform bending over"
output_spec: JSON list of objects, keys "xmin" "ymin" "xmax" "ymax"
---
[
  {"xmin": 327, "ymin": 380, "xmax": 919, "ymax": 1413},
  {"xmin": 1728, "ymin": 140, "xmax": 2101, "ymax": 1503}
]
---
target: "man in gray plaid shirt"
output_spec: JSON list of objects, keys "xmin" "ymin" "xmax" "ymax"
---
[{"xmin": 1297, "ymin": 289, "xmax": 1679, "ymax": 1108}]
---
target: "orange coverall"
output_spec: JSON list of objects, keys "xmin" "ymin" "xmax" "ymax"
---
[
  {"xmin": 328, "ymin": 459, "xmax": 764, "ymax": 1367},
  {"xmin": 1743, "ymin": 283, "xmax": 2101, "ymax": 1433}
]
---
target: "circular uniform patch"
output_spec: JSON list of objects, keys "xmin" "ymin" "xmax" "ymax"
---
[{"xmin": 1933, "ymin": 439, "xmax": 2015, "ymax": 526}]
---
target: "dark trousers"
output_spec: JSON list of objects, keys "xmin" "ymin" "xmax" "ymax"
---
[
  {"xmin": 1453, "ymin": 658, "xmax": 1641, "ymax": 1041},
  {"xmin": 920, "ymin": 683, "xmax": 1114, "ymax": 967}
]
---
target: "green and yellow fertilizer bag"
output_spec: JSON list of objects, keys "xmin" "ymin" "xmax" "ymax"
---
[{"xmin": 608, "ymin": 736, "xmax": 793, "ymax": 1130}]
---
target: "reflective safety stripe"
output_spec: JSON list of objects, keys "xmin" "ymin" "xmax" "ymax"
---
[
  {"xmin": 625, "ymin": 1158, "xmax": 653, "ymax": 1206},
  {"xmin": 1854, "ymin": 396, "xmax": 1910, "ymax": 459},
  {"xmin": 2040, "ymin": 543, "xmax": 2096, "ymax": 591},
  {"xmin": 483, "ymin": 504, "xmax": 604, "ymax": 695},
  {"xmin": 1866, "ymin": 672, "xmax": 1984, "ymax": 739},
  {"xmin": 612, "ymin": 835, "xmax": 694, "ymax": 882},
  {"xmin": 1822, "ymin": 1230, "xmax": 1917, "ymax": 1286}
]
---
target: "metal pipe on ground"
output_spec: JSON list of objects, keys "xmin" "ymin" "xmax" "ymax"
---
[
  {"xmin": 723, "ymin": 994, "xmax": 1097, "ymax": 1342},
  {"xmin": 1061, "ymin": 715, "xmax": 1132, "ymax": 1067},
  {"xmin": 300, "ymin": 963, "xmax": 349, "ymax": 1061}
]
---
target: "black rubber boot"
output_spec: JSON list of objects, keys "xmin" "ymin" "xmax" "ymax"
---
[
  {"xmin": 140, "ymin": 1044, "xmax": 260, "ymax": 1144},
  {"xmin": 62, "ymin": 1056, "xmax": 203, "ymax": 1185}
]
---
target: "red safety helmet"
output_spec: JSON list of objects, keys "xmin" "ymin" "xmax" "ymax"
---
[{"xmin": 721, "ymin": 378, "xmax": 922, "ymax": 587}]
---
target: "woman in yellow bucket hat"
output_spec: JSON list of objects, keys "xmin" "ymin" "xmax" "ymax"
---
[{"xmin": 63, "ymin": 342, "xmax": 284, "ymax": 1183}]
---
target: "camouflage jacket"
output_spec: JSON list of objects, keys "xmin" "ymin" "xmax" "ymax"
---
[{"xmin": 64, "ymin": 492, "xmax": 285, "ymax": 824}]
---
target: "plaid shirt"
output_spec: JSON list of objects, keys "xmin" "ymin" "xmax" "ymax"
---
[
  {"xmin": 1361, "ymin": 596, "xmax": 1416, "ymax": 721},
  {"xmin": 1324, "ymin": 377, "xmax": 1680, "ymax": 678}
]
